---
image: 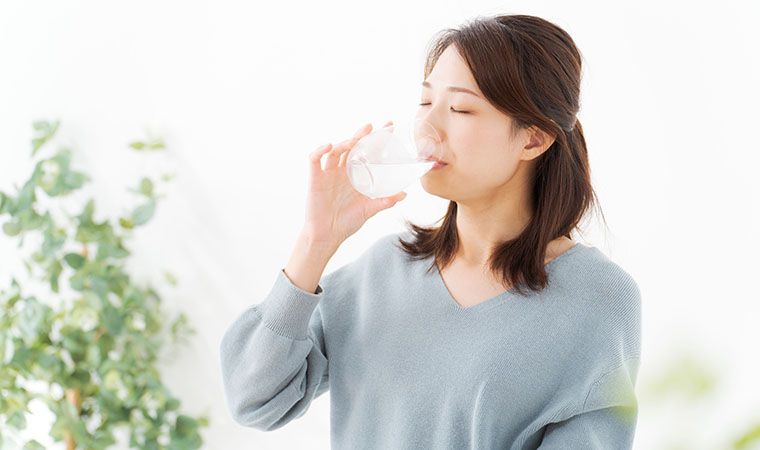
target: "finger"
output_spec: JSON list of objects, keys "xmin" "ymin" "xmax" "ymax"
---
[
  {"xmin": 324, "ymin": 122, "xmax": 374, "ymax": 170},
  {"xmin": 309, "ymin": 143, "xmax": 333, "ymax": 169},
  {"xmin": 331, "ymin": 134, "xmax": 360, "ymax": 155},
  {"xmin": 323, "ymin": 150, "xmax": 343, "ymax": 171},
  {"xmin": 323, "ymin": 138, "xmax": 356, "ymax": 170},
  {"xmin": 353, "ymin": 122, "xmax": 373, "ymax": 139},
  {"xmin": 365, "ymin": 191, "xmax": 408, "ymax": 218},
  {"xmin": 338, "ymin": 150, "xmax": 349, "ymax": 168},
  {"xmin": 324, "ymin": 125, "xmax": 368, "ymax": 166},
  {"xmin": 383, "ymin": 120, "xmax": 393, "ymax": 128}
]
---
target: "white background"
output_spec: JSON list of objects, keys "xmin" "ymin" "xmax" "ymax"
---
[{"xmin": 1, "ymin": 0, "xmax": 759, "ymax": 448}]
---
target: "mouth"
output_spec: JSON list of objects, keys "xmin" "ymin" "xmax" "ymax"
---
[
  {"xmin": 424, "ymin": 156, "xmax": 447, "ymax": 165},
  {"xmin": 428, "ymin": 159, "xmax": 447, "ymax": 170}
]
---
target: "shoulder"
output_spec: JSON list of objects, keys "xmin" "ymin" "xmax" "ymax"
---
[
  {"xmin": 569, "ymin": 245, "xmax": 641, "ymax": 310},
  {"xmin": 319, "ymin": 231, "xmax": 410, "ymax": 288},
  {"xmin": 564, "ymin": 245, "xmax": 642, "ymax": 357},
  {"xmin": 314, "ymin": 231, "xmax": 414, "ymax": 314},
  {"xmin": 364, "ymin": 230, "xmax": 413, "ymax": 261}
]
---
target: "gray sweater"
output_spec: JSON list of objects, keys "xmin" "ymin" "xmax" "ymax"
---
[{"xmin": 219, "ymin": 231, "xmax": 642, "ymax": 449}]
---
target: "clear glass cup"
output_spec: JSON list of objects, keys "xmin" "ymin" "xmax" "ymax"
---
[{"xmin": 346, "ymin": 118, "xmax": 445, "ymax": 199}]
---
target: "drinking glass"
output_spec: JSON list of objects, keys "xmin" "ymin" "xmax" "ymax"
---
[{"xmin": 346, "ymin": 117, "xmax": 445, "ymax": 199}]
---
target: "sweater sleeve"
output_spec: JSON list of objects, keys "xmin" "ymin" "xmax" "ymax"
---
[
  {"xmin": 537, "ymin": 356, "xmax": 641, "ymax": 449},
  {"xmin": 219, "ymin": 268, "xmax": 331, "ymax": 431},
  {"xmin": 538, "ymin": 264, "xmax": 642, "ymax": 449}
]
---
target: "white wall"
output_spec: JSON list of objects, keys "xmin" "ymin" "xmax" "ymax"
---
[{"xmin": 1, "ymin": 0, "xmax": 758, "ymax": 448}]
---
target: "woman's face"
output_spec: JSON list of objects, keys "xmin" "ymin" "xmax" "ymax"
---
[{"xmin": 416, "ymin": 44, "xmax": 552, "ymax": 203}]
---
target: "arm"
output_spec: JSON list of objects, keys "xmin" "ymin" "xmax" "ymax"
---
[
  {"xmin": 537, "ymin": 356, "xmax": 641, "ymax": 449},
  {"xmin": 219, "ymin": 232, "xmax": 337, "ymax": 431}
]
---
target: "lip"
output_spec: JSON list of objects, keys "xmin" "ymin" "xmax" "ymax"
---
[{"xmin": 424, "ymin": 156, "xmax": 447, "ymax": 165}]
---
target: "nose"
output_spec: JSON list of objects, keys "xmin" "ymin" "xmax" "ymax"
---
[
  {"xmin": 415, "ymin": 108, "xmax": 445, "ymax": 143},
  {"xmin": 414, "ymin": 109, "xmax": 447, "ymax": 162}
]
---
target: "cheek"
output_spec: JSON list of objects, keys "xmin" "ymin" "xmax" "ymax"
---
[
  {"xmin": 444, "ymin": 118, "xmax": 519, "ymax": 178},
  {"xmin": 454, "ymin": 120, "xmax": 511, "ymax": 155},
  {"xmin": 434, "ymin": 153, "xmax": 513, "ymax": 197},
  {"xmin": 455, "ymin": 131, "xmax": 517, "ymax": 177},
  {"xmin": 462, "ymin": 154, "xmax": 518, "ymax": 185}
]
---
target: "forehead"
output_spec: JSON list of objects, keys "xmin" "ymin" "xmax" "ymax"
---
[{"xmin": 425, "ymin": 45, "xmax": 482, "ymax": 96}]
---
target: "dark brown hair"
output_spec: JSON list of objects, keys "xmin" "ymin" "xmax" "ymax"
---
[{"xmin": 395, "ymin": 14, "xmax": 607, "ymax": 298}]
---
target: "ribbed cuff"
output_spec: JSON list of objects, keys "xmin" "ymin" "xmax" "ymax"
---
[{"xmin": 258, "ymin": 269, "xmax": 324, "ymax": 340}]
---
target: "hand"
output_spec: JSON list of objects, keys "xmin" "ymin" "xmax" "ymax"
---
[{"xmin": 302, "ymin": 121, "xmax": 408, "ymax": 249}]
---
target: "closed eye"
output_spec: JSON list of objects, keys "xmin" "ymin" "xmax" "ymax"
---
[{"xmin": 418, "ymin": 103, "xmax": 470, "ymax": 114}]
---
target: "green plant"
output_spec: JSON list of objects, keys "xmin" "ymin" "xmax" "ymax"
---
[
  {"xmin": 0, "ymin": 120, "xmax": 208, "ymax": 449},
  {"xmin": 640, "ymin": 348, "xmax": 760, "ymax": 449}
]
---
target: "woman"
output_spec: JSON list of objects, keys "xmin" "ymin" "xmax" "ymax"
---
[{"xmin": 220, "ymin": 13, "xmax": 641, "ymax": 450}]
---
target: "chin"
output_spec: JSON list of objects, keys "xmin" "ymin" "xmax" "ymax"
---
[{"xmin": 421, "ymin": 175, "xmax": 454, "ymax": 200}]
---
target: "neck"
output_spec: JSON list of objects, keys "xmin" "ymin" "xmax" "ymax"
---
[{"xmin": 453, "ymin": 192, "xmax": 533, "ymax": 268}]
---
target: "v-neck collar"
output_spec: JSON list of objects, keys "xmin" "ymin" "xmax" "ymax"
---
[{"xmin": 432, "ymin": 241, "xmax": 586, "ymax": 313}]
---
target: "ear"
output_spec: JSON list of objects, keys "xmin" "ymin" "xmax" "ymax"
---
[{"xmin": 520, "ymin": 126, "xmax": 557, "ymax": 161}]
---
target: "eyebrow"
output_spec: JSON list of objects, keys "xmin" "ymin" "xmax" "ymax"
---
[{"xmin": 421, "ymin": 81, "xmax": 483, "ymax": 99}]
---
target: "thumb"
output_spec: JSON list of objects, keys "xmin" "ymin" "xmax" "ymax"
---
[
  {"xmin": 366, "ymin": 191, "xmax": 407, "ymax": 216},
  {"xmin": 386, "ymin": 191, "xmax": 407, "ymax": 205}
]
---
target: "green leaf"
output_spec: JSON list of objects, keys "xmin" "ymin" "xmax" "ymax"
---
[
  {"xmin": 170, "ymin": 414, "xmax": 203, "ymax": 449},
  {"xmin": 149, "ymin": 138, "xmax": 165, "ymax": 150},
  {"xmin": 96, "ymin": 240, "xmax": 130, "ymax": 260},
  {"xmin": 69, "ymin": 418, "xmax": 89, "ymax": 447},
  {"xmin": 61, "ymin": 328, "xmax": 87, "ymax": 363},
  {"xmin": 165, "ymin": 397, "xmax": 180, "ymax": 411},
  {"xmin": 18, "ymin": 298, "xmax": 51, "ymax": 346},
  {"xmin": 646, "ymin": 354, "xmax": 718, "ymax": 399},
  {"xmin": 64, "ymin": 253, "xmax": 86, "ymax": 269},
  {"xmin": 139, "ymin": 177, "xmax": 154, "ymax": 197},
  {"xmin": 16, "ymin": 208, "xmax": 46, "ymax": 233},
  {"xmin": 8, "ymin": 410, "xmax": 26, "ymax": 429},
  {"xmin": 70, "ymin": 367, "xmax": 91, "ymax": 385},
  {"xmin": 34, "ymin": 149, "xmax": 90, "ymax": 197},
  {"xmin": 103, "ymin": 369, "xmax": 122, "ymax": 391},
  {"xmin": 160, "ymin": 172, "xmax": 176, "ymax": 182},
  {"xmin": 3, "ymin": 221, "xmax": 21, "ymax": 236},
  {"xmin": 96, "ymin": 332, "xmax": 114, "ymax": 360},
  {"xmin": 176, "ymin": 414, "xmax": 198, "ymax": 433},
  {"xmin": 131, "ymin": 199, "xmax": 156, "ymax": 226},
  {"xmin": 16, "ymin": 177, "xmax": 36, "ymax": 212},
  {"xmin": 734, "ymin": 421, "xmax": 760, "ymax": 449},
  {"xmin": 170, "ymin": 313, "xmax": 196, "ymax": 342},
  {"xmin": 23, "ymin": 439, "xmax": 46, "ymax": 450},
  {"xmin": 37, "ymin": 352, "xmax": 63, "ymax": 372},
  {"xmin": 164, "ymin": 271, "xmax": 177, "ymax": 286},
  {"xmin": 91, "ymin": 429, "xmax": 117, "ymax": 449},
  {"xmin": 80, "ymin": 199, "xmax": 95, "ymax": 224},
  {"xmin": 119, "ymin": 217, "xmax": 134, "ymax": 229},
  {"xmin": 103, "ymin": 306, "xmax": 123, "ymax": 335},
  {"xmin": 41, "ymin": 227, "xmax": 67, "ymax": 258},
  {"xmin": 128, "ymin": 136, "xmax": 165, "ymax": 152},
  {"xmin": 48, "ymin": 259, "xmax": 63, "ymax": 293},
  {"xmin": 30, "ymin": 119, "xmax": 60, "ymax": 157},
  {"xmin": 0, "ymin": 191, "xmax": 8, "ymax": 213}
]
